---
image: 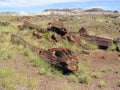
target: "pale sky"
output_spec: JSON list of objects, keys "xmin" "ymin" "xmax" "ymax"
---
[{"xmin": 0, "ymin": 0, "xmax": 119, "ymax": 12}]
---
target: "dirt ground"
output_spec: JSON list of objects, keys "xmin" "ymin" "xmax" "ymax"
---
[
  {"xmin": 0, "ymin": 14, "xmax": 120, "ymax": 90},
  {"xmin": 0, "ymin": 50, "xmax": 119, "ymax": 90}
]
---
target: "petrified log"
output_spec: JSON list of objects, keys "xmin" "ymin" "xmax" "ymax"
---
[
  {"xmin": 79, "ymin": 27, "xmax": 88, "ymax": 35},
  {"xmin": 42, "ymin": 47, "xmax": 78, "ymax": 72},
  {"xmin": 18, "ymin": 25, "xmax": 24, "ymax": 30},
  {"xmin": 33, "ymin": 28, "xmax": 47, "ymax": 39},
  {"xmin": 78, "ymin": 27, "xmax": 112, "ymax": 50},
  {"xmin": 33, "ymin": 31, "xmax": 43, "ymax": 39},
  {"xmin": 48, "ymin": 21, "xmax": 87, "ymax": 49},
  {"xmin": 11, "ymin": 34, "xmax": 42, "ymax": 54},
  {"xmin": 11, "ymin": 34, "xmax": 78, "ymax": 72},
  {"xmin": 18, "ymin": 20, "xmax": 39, "ymax": 30},
  {"xmin": 36, "ymin": 28, "xmax": 47, "ymax": 33},
  {"xmin": 67, "ymin": 35, "xmax": 88, "ymax": 49},
  {"xmin": 81, "ymin": 35, "xmax": 112, "ymax": 50},
  {"xmin": 113, "ymin": 37, "xmax": 120, "ymax": 51},
  {"xmin": 47, "ymin": 21, "xmax": 69, "ymax": 37},
  {"xmin": 0, "ymin": 21, "xmax": 10, "ymax": 26},
  {"xmin": 51, "ymin": 33, "xmax": 62, "ymax": 42}
]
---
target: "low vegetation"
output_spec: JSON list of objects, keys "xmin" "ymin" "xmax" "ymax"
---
[
  {"xmin": 98, "ymin": 81, "xmax": 107, "ymax": 88},
  {"xmin": 0, "ymin": 14, "xmax": 119, "ymax": 90},
  {"xmin": 0, "ymin": 69, "xmax": 37, "ymax": 90}
]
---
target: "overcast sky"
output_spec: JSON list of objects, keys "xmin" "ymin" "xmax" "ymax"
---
[{"xmin": 0, "ymin": 0, "xmax": 119, "ymax": 12}]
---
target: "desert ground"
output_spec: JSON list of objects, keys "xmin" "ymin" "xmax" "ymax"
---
[{"xmin": 0, "ymin": 14, "xmax": 120, "ymax": 90}]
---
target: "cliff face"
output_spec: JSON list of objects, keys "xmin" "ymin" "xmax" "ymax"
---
[
  {"xmin": 41, "ymin": 8, "xmax": 119, "ymax": 15},
  {"xmin": 85, "ymin": 8, "xmax": 105, "ymax": 12},
  {"xmin": 41, "ymin": 8, "xmax": 84, "ymax": 15}
]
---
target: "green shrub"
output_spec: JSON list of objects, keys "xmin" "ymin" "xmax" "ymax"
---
[
  {"xmin": 0, "ymin": 69, "xmax": 12, "ymax": 78},
  {"xmin": 91, "ymin": 72, "xmax": 102, "ymax": 78},
  {"xmin": 88, "ymin": 43, "xmax": 98, "ymax": 50},
  {"xmin": 79, "ymin": 75, "xmax": 91, "ymax": 84},
  {"xmin": 68, "ymin": 74, "xmax": 77, "ymax": 83},
  {"xmin": 75, "ymin": 61, "xmax": 90, "ymax": 76},
  {"xmin": 117, "ymin": 81, "xmax": 120, "ymax": 87},
  {"xmin": 74, "ymin": 61, "xmax": 91, "ymax": 84},
  {"xmin": 107, "ymin": 43, "xmax": 116, "ymax": 51},
  {"xmin": 7, "ymin": 53, "xmax": 13, "ymax": 59},
  {"xmin": 23, "ymin": 48, "xmax": 32, "ymax": 57},
  {"xmin": 0, "ymin": 69, "xmax": 37, "ymax": 90},
  {"xmin": 98, "ymin": 81, "xmax": 107, "ymax": 88},
  {"xmin": 31, "ymin": 57, "xmax": 62, "ymax": 78}
]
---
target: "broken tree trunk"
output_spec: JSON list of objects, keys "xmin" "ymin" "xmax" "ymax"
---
[
  {"xmin": 11, "ymin": 34, "xmax": 78, "ymax": 72},
  {"xmin": 18, "ymin": 20, "xmax": 39, "ymax": 30},
  {"xmin": 47, "ymin": 21, "xmax": 88, "ymax": 49},
  {"xmin": 79, "ymin": 27, "xmax": 112, "ymax": 50}
]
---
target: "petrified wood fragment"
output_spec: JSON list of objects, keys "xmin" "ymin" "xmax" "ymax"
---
[
  {"xmin": 113, "ymin": 37, "xmax": 120, "ymax": 51},
  {"xmin": 42, "ymin": 47, "xmax": 78, "ymax": 72},
  {"xmin": 33, "ymin": 31, "xmax": 43, "ymax": 39},
  {"xmin": 81, "ymin": 35, "xmax": 112, "ymax": 50},
  {"xmin": 0, "ymin": 21, "xmax": 10, "ymax": 26},
  {"xmin": 18, "ymin": 20, "xmax": 39, "ymax": 30},
  {"xmin": 11, "ymin": 34, "xmax": 78, "ymax": 72},
  {"xmin": 47, "ymin": 21, "xmax": 68, "ymax": 37}
]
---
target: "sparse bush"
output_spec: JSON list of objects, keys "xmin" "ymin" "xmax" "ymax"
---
[
  {"xmin": 91, "ymin": 72, "xmax": 102, "ymax": 78},
  {"xmin": 88, "ymin": 43, "xmax": 98, "ymax": 50},
  {"xmin": 75, "ymin": 61, "xmax": 90, "ymax": 76},
  {"xmin": 23, "ymin": 48, "xmax": 32, "ymax": 57},
  {"xmin": 117, "ymin": 80, "xmax": 120, "ymax": 87},
  {"xmin": 0, "ymin": 69, "xmax": 37, "ymax": 90},
  {"xmin": 32, "ymin": 57, "xmax": 62, "ymax": 78},
  {"xmin": 0, "ymin": 69, "xmax": 12, "ymax": 78},
  {"xmin": 75, "ymin": 61, "xmax": 91, "ymax": 84},
  {"xmin": 79, "ymin": 75, "xmax": 91, "ymax": 84},
  {"xmin": 98, "ymin": 81, "xmax": 107, "ymax": 88},
  {"xmin": 7, "ymin": 53, "xmax": 13, "ymax": 59},
  {"xmin": 68, "ymin": 74, "xmax": 77, "ymax": 83},
  {"xmin": 107, "ymin": 43, "xmax": 116, "ymax": 51},
  {"xmin": 56, "ymin": 83, "xmax": 73, "ymax": 90}
]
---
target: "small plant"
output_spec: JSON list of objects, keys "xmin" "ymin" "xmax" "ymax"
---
[
  {"xmin": 32, "ymin": 57, "xmax": 62, "ymax": 78},
  {"xmin": 88, "ymin": 43, "xmax": 98, "ymax": 50},
  {"xmin": 0, "ymin": 69, "xmax": 12, "ymax": 78},
  {"xmin": 0, "ymin": 69, "xmax": 37, "ymax": 90},
  {"xmin": 23, "ymin": 48, "xmax": 31, "ymax": 56},
  {"xmin": 75, "ymin": 61, "xmax": 90, "ymax": 76},
  {"xmin": 28, "ymin": 79, "xmax": 38, "ymax": 89},
  {"xmin": 38, "ymin": 67, "xmax": 48, "ymax": 75},
  {"xmin": 79, "ymin": 75, "xmax": 91, "ymax": 84},
  {"xmin": 98, "ymin": 81, "xmax": 107, "ymax": 88},
  {"xmin": 2, "ymin": 78, "xmax": 15, "ymax": 90},
  {"xmin": 117, "ymin": 80, "xmax": 120, "ymax": 87},
  {"xmin": 91, "ymin": 72, "xmax": 102, "ymax": 78},
  {"xmin": 107, "ymin": 43, "xmax": 116, "ymax": 51},
  {"xmin": 7, "ymin": 53, "xmax": 13, "ymax": 59},
  {"xmin": 68, "ymin": 74, "xmax": 77, "ymax": 83},
  {"xmin": 56, "ymin": 83, "xmax": 73, "ymax": 90}
]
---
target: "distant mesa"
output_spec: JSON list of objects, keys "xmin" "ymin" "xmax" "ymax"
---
[
  {"xmin": 85, "ymin": 8, "xmax": 105, "ymax": 12},
  {"xmin": 0, "ymin": 8, "xmax": 119, "ymax": 16},
  {"xmin": 41, "ymin": 8, "xmax": 119, "ymax": 15}
]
